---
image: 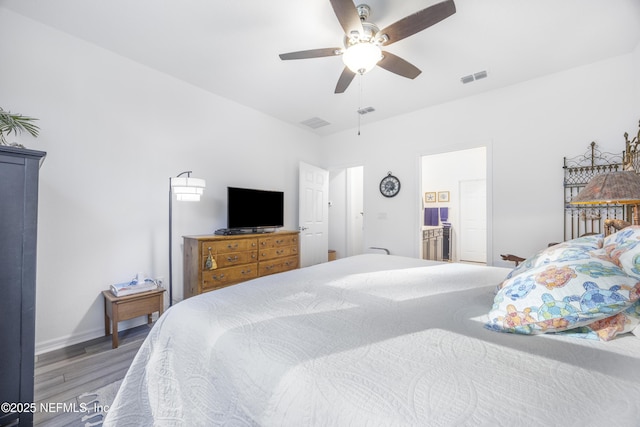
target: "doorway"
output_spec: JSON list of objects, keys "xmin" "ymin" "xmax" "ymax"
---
[
  {"xmin": 420, "ymin": 147, "xmax": 487, "ymax": 263},
  {"xmin": 329, "ymin": 166, "xmax": 364, "ymax": 260}
]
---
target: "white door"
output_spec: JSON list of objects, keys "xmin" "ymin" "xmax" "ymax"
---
[
  {"xmin": 299, "ymin": 162, "xmax": 329, "ymax": 267},
  {"xmin": 459, "ymin": 179, "xmax": 487, "ymax": 263}
]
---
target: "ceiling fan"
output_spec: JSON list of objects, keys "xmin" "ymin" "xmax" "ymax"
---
[{"xmin": 279, "ymin": 0, "xmax": 456, "ymax": 94}]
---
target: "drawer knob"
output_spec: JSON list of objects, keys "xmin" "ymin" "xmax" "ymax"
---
[
  {"xmin": 213, "ymin": 274, "xmax": 225, "ymax": 280},
  {"xmin": 227, "ymin": 256, "xmax": 239, "ymax": 262}
]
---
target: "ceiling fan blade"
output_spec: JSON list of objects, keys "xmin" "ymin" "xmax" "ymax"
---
[
  {"xmin": 329, "ymin": 0, "xmax": 364, "ymax": 37},
  {"xmin": 378, "ymin": 0, "xmax": 456, "ymax": 46},
  {"xmin": 335, "ymin": 67, "xmax": 356, "ymax": 94},
  {"xmin": 279, "ymin": 48, "xmax": 342, "ymax": 60},
  {"xmin": 378, "ymin": 51, "xmax": 422, "ymax": 79}
]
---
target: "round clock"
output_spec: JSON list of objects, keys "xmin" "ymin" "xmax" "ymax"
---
[{"xmin": 379, "ymin": 172, "xmax": 401, "ymax": 197}]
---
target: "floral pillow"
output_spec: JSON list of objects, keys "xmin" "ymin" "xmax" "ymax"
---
[
  {"xmin": 487, "ymin": 248, "xmax": 640, "ymax": 340},
  {"xmin": 502, "ymin": 234, "xmax": 604, "ymax": 282},
  {"xmin": 601, "ymin": 226, "xmax": 640, "ymax": 279},
  {"xmin": 557, "ymin": 302, "xmax": 640, "ymax": 341}
]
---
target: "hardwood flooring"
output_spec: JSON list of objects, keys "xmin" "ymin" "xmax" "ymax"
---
[{"xmin": 33, "ymin": 324, "xmax": 151, "ymax": 426}]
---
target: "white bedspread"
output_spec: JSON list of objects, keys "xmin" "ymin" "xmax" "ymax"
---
[{"xmin": 105, "ymin": 254, "xmax": 640, "ymax": 426}]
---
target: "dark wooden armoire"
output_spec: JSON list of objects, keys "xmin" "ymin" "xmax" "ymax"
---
[{"xmin": 0, "ymin": 146, "xmax": 46, "ymax": 427}]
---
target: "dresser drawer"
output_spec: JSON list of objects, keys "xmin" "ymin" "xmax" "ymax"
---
[
  {"xmin": 259, "ymin": 235, "xmax": 298, "ymax": 248},
  {"xmin": 259, "ymin": 246, "xmax": 298, "ymax": 260},
  {"xmin": 259, "ymin": 255, "xmax": 299, "ymax": 276},
  {"xmin": 203, "ymin": 238, "xmax": 258, "ymax": 254},
  {"xmin": 202, "ymin": 250, "xmax": 258, "ymax": 269},
  {"xmin": 202, "ymin": 264, "xmax": 258, "ymax": 291}
]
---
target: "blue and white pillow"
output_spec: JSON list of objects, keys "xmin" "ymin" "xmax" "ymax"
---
[{"xmin": 488, "ymin": 229, "xmax": 640, "ymax": 341}]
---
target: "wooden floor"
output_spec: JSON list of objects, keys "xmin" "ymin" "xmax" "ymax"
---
[{"xmin": 33, "ymin": 324, "xmax": 151, "ymax": 426}]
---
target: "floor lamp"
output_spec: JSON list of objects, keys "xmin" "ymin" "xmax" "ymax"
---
[
  {"xmin": 169, "ymin": 171, "xmax": 206, "ymax": 306},
  {"xmin": 571, "ymin": 170, "xmax": 640, "ymax": 235}
]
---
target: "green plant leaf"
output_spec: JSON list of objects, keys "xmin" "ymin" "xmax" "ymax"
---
[{"xmin": 0, "ymin": 107, "xmax": 40, "ymax": 145}]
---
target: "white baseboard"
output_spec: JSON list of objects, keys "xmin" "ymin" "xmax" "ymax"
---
[
  {"xmin": 35, "ymin": 316, "xmax": 154, "ymax": 355},
  {"xmin": 35, "ymin": 327, "xmax": 105, "ymax": 356}
]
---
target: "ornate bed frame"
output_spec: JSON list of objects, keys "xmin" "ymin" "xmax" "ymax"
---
[{"xmin": 563, "ymin": 120, "xmax": 640, "ymax": 240}]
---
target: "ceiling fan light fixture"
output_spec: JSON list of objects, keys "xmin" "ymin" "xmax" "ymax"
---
[
  {"xmin": 279, "ymin": 0, "xmax": 456, "ymax": 93},
  {"xmin": 342, "ymin": 42, "xmax": 382, "ymax": 74}
]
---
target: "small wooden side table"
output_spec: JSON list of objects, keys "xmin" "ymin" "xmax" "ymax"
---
[{"xmin": 102, "ymin": 288, "xmax": 166, "ymax": 348}]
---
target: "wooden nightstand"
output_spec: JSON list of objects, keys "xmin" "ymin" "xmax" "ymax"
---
[{"xmin": 102, "ymin": 288, "xmax": 166, "ymax": 348}]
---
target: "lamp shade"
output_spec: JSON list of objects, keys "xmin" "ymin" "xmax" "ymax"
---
[
  {"xmin": 171, "ymin": 176, "xmax": 206, "ymax": 201},
  {"xmin": 571, "ymin": 171, "xmax": 640, "ymax": 205},
  {"xmin": 168, "ymin": 171, "xmax": 205, "ymax": 307},
  {"xmin": 342, "ymin": 42, "xmax": 382, "ymax": 74}
]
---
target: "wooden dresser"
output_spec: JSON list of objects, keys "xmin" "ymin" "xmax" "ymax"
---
[{"xmin": 183, "ymin": 230, "xmax": 299, "ymax": 299}]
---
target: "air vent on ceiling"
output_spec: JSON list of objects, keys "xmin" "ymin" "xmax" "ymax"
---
[
  {"xmin": 301, "ymin": 117, "xmax": 330, "ymax": 129},
  {"xmin": 461, "ymin": 70, "xmax": 488, "ymax": 84},
  {"xmin": 474, "ymin": 70, "xmax": 488, "ymax": 80},
  {"xmin": 357, "ymin": 106, "xmax": 375, "ymax": 115},
  {"xmin": 460, "ymin": 75, "xmax": 474, "ymax": 84}
]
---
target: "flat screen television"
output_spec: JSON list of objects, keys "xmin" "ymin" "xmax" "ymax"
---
[{"xmin": 227, "ymin": 187, "xmax": 284, "ymax": 231}]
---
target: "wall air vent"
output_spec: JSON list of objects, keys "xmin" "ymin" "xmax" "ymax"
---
[
  {"xmin": 357, "ymin": 106, "xmax": 375, "ymax": 115},
  {"xmin": 301, "ymin": 117, "xmax": 330, "ymax": 129}
]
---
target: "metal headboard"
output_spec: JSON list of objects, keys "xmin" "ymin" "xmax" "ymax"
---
[
  {"xmin": 563, "ymin": 142, "xmax": 625, "ymax": 240},
  {"xmin": 624, "ymin": 119, "xmax": 640, "ymax": 173},
  {"xmin": 563, "ymin": 121, "xmax": 640, "ymax": 240}
]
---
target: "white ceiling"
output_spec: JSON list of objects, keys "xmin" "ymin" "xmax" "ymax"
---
[{"xmin": 2, "ymin": 0, "xmax": 640, "ymax": 136}]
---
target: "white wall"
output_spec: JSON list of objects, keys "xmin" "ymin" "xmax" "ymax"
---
[
  {"xmin": 0, "ymin": 9, "xmax": 321, "ymax": 353},
  {"xmin": 321, "ymin": 49, "xmax": 640, "ymax": 265},
  {"xmin": 635, "ymin": 42, "xmax": 640, "ymax": 110}
]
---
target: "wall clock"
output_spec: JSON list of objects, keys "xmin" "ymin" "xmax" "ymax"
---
[{"xmin": 379, "ymin": 172, "xmax": 401, "ymax": 197}]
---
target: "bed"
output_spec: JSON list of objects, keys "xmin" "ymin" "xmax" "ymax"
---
[{"xmin": 105, "ymin": 250, "xmax": 640, "ymax": 426}]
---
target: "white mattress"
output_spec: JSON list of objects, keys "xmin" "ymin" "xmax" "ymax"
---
[{"xmin": 105, "ymin": 254, "xmax": 640, "ymax": 426}]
